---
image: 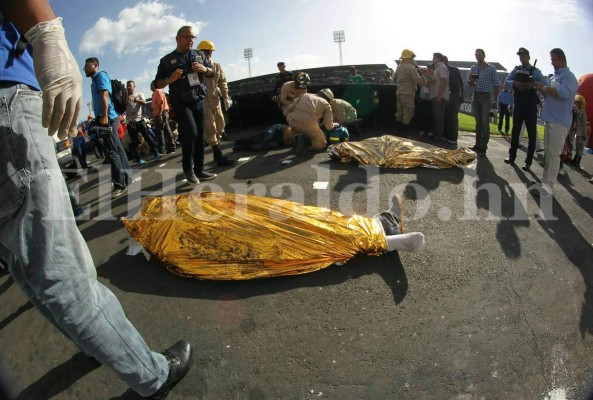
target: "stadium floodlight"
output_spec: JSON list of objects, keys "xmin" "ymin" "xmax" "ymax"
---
[
  {"xmin": 243, "ymin": 48, "xmax": 253, "ymax": 78},
  {"xmin": 333, "ymin": 30, "xmax": 345, "ymax": 66}
]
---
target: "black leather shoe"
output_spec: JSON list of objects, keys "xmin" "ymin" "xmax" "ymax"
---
[
  {"xmin": 503, "ymin": 157, "xmax": 515, "ymax": 164},
  {"xmin": 195, "ymin": 170, "xmax": 217, "ymax": 181},
  {"xmin": 522, "ymin": 163, "xmax": 531, "ymax": 171},
  {"xmin": 184, "ymin": 171, "xmax": 199, "ymax": 184},
  {"xmin": 152, "ymin": 340, "xmax": 194, "ymax": 399}
]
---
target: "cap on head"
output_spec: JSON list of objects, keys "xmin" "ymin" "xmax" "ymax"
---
[
  {"xmin": 318, "ymin": 88, "xmax": 334, "ymax": 102},
  {"xmin": 197, "ymin": 40, "xmax": 215, "ymax": 51},
  {"xmin": 517, "ymin": 47, "xmax": 529, "ymax": 56},
  {"xmin": 294, "ymin": 72, "xmax": 310, "ymax": 89},
  {"xmin": 400, "ymin": 49, "xmax": 416, "ymax": 59},
  {"xmin": 87, "ymin": 114, "xmax": 93, "ymax": 120}
]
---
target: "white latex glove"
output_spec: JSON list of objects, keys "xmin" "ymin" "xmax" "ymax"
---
[
  {"xmin": 224, "ymin": 97, "xmax": 233, "ymax": 110},
  {"xmin": 25, "ymin": 17, "xmax": 82, "ymax": 139}
]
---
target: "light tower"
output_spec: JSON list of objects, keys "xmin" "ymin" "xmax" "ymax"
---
[
  {"xmin": 333, "ymin": 30, "xmax": 345, "ymax": 66},
  {"xmin": 243, "ymin": 48, "xmax": 253, "ymax": 78}
]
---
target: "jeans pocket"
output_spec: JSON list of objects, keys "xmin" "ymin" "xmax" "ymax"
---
[{"xmin": 0, "ymin": 94, "xmax": 32, "ymax": 219}]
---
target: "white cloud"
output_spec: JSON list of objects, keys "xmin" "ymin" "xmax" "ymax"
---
[
  {"xmin": 79, "ymin": 1, "xmax": 206, "ymax": 56},
  {"xmin": 283, "ymin": 54, "xmax": 327, "ymax": 71},
  {"xmin": 510, "ymin": 0, "xmax": 586, "ymax": 24}
]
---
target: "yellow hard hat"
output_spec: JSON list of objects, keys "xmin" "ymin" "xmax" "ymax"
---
[
  {"xmin": 400, "ymin": 49, "xmax": 416, "ymax": 59},
  {"xmin": 575, "ymin": 94, "xmax": 586, "ymax": 105},
  {"xmin": 197, "ymin": 40, "xmax": 215, "ymax": 51}
]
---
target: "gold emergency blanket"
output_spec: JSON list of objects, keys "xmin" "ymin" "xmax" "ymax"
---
[
  {"xmin": 331, "ymin": 135, "xmax": 476, "ymax": 168},
  {"xmin": 122, "ymin": 192, "xmax": 387, "ymax": 280}
]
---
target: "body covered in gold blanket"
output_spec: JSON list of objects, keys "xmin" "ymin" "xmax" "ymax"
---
[
  {"xmin": 329, "ymin": 135, "xmax": 476, "ymax": 168},
  {"xmin": 122, "ymin": 192, "xmax": 387, "ymax": 280}
]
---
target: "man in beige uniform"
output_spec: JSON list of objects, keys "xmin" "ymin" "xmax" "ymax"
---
[
  {"xmin": 318, "ymin": 88, "xmax": 357, "ymax": 127},
  {"xmin": 197, "ymin": 40, "xmax": 234, "ymax": 166},
  {"xmin": 278, "ymin": 71, "xmax": 309, "ymax": 116},
  {"xmin": 395, "ymin": 49, "xmax": 425, "ymax": 134},
  {"xmin": 286, "ymin": 85, "xmax": 337, "ymax": 151}
]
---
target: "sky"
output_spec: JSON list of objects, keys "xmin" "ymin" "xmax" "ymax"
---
[{"xmin": 49, "ymin": 0, "xmax": 593, "ymax": 120}]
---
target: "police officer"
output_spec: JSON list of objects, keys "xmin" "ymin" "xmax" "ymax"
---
[
  {"xmin": 274, "ymin": 62, "xmax": 294, "ymax": 97},
  {"xmin": 154, "ymin": 26, "xmax": 217, "ymax": 184},
  {"xmin": 504, "ymin": 47, "xmax": 547, "ymax": 171}
]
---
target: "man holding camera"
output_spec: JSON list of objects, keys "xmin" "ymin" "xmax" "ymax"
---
[
  {"xmin": 504, "ymin": 47, "xmax": 547, "ymax": 171},
  {"xmin": 154, "ymin": 26, "xmax": 217, "ymax": 184}
]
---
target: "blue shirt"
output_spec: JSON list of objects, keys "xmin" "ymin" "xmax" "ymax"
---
[
  {"xmin": 90, "ymin": 71, "xmax": 119, "ymax": 120},
  {"xmin": 0, "ymin": 18, "xmax": 40, "ymax": 89},
  {"xmin": 498, "ymin": 90, "xmax": 513, "ymax": 107},
  {"xmin": 470, "ymin": 62, "xmax": 499, "ymax": 93},
  {"xmin": 540, "ymin": 67, "xmax": 579, "ymax": 130}
]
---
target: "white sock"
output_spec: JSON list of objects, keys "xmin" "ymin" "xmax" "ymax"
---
[{"xmin": 385, "ymin": 232, "xmax": 425, "ymax": 252}]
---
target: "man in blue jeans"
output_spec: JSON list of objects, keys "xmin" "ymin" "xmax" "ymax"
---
[
  {"xmin": 0, "ymin": 1, "xmax": 193, "ymax": 398},
  {"xmin": 84, "ymin": 57, "xmax": 133, "ymax": 198}
]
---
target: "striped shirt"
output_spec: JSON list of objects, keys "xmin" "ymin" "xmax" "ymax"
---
[{"xmin": 470, "ymin": 62, "xmax": 499, "ymax": 93}]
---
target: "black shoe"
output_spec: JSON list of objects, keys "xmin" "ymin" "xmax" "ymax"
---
[
  {"xmin": 184, "ymin": 171, "xmax": 199, "ymax": 184},
  {"xmin": 470, "ymin": 145, "xmax": 478, "ymax": 151},
  {"xmin": 195, "ymin": 170, "xmax": 217, "ymax": 181},
  {"xmin": 233, "ymin": 144, "xmax": 248, "ymax": 152},
  {"xmin": 216, "ymin": 157, "xmax": 235, "ymax": 167},
  {"xmin": 111, "ymin": 186, "xmax": 128, "ymax": 198},
  {"xmin": 294, "ymin": 134, "xmax": 305, "ymax": 156},
  {"xmin": 522, "ymin": 163, "xmax": 531, "ymax": 171},
  {"xmin": 504, "ymin": 157, "xmax": 515, "ymax": 164},
  {"xmin": 477, "ymin": 149, "xmax": 487, "ymax": 157},
  {"xmin": 151, "ymin": 340, "xmax": 194, "ymax": 399}
]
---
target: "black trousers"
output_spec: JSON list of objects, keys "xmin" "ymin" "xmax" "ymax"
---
[
  {"xmin": 174, "ymin": 101, "xmax": 205, "ymax": 173},
  {"xmin": 498, "ymin": 103, "xmax": 511, "ymax": 133},
  {"xmin": 128, "ymin": 120, "xmax": 158, "ymax": 161},
  {"xmin": 508, "ymin": 97, "xmax": 538, "ymax": 165}
]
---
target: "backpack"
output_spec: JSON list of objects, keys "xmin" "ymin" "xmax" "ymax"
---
[
  {"xmin": 110, "ymin": 79, "xmax": 128, "ymax": 115},
  {"xmin": 94, "ymin": 72, "xmax": 128, "ymax": 115}
]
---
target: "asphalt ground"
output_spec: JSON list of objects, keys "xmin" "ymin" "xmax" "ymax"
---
[{"xmin": 1, "ymin": 127, "xmax": 593, "ymax": 400}]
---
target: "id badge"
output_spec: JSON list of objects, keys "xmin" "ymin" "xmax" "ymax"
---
[{"xmin": 188, "ymin": 72, "xmax": 200, "ymax": 87}]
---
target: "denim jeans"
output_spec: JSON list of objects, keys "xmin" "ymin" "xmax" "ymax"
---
[
  {"xmin": 0, "ymin": 83, "xmax": 168, "ymax": 396},
  {"xmin": 472, "ymin": 92, "xmax": 493, "ymax": 151},
  {"xmin": 154, "ymin": 110, "xmax": 175, "ymax": 152},
  {"xmin": 98, "ymin": 118, "xmax": 133, "ymax": 190}
]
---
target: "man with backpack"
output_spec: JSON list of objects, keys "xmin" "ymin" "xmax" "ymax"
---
[{"xmin": 84, "ymin": 57, "xmax": 132, "ymax": 198}]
